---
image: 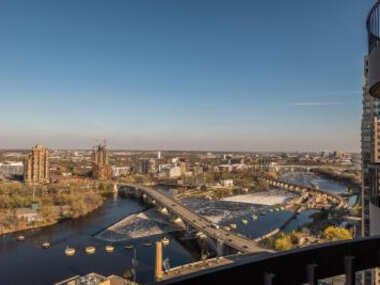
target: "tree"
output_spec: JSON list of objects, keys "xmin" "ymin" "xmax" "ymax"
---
[
  {"xmin": 323, "ymin": 226, "xmax": 352, "ymax": 241},
  {"xmin": 274, "ymin": 234, "xmax": 293, "ymax": 251}
]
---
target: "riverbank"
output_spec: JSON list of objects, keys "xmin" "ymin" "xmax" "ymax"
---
[
  {"xmin": 311, "ymin": 168, "xmax": 361, "ymax": 189},
  {"xmin": 0, "ymin": 181, "xmax": 115, "ymax": 236},
  {"xmin": 0, "ymin": 194, "xmax": 105, "ymax": 236}
]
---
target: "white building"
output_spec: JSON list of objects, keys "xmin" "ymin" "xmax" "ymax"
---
[
  {"xmin": 221, "ymin": 179, "xmax": 234, "ymax": 188},
  {"xmin": 169, "ymin": 166, "xmax": 182, "ymax": 178},
  {"xmin": 0, "ymin": 161, "xmax": 24, "ymax": 176},
  {"xmin": 112, "ymin": 166, "xmax": 131, "ymax": 177}
]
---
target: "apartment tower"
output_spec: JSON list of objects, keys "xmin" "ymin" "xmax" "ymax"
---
[
  {"xmin": 362, "ymin": 1, "xmax": 380, "ymax": 283},
  {"xmin": 24, "ymin": 144, "xmax": 49, "ymax": 185},
  {"xmin": 92, "ymin": 143, "xmax": 112, "ymax": 180}
]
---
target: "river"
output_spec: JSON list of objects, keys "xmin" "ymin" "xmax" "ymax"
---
[
  {"xmin": 0, "ymin": 197, "xmax": 196, "ymax": 284},
  {"xmin": 0, "ymin": 171, "xmax": 354, "ymax": 284}
]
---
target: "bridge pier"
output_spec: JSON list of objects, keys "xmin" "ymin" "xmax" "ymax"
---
[
  {"xmin": 216, "ymin": 239, "xmax": 224, "ymax": 257},
  {"xmin": 159, "ymin": 207, "xmax": 169, "ymax": 216}
]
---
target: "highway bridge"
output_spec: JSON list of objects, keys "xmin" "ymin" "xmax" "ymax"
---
[{"xmin": 120, "ymin": 184, "xmax": 272, "ymax": 255}]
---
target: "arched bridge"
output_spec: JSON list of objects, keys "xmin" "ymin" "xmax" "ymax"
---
[
  {"xmin": 120, "ymin": 184, "xmax": 272, "ymax": 255},
  {"xmin": 263, "ymin": 178, "xmax": 348, "ymax": 209}
]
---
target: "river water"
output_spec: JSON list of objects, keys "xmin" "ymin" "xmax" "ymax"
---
[
  {"xmin": 0, "ymin": 172, "xmax": 354, "ymax": 284},
  {"xmin": 0, "ymin": 198, "xmax": 195, "ymax": 284}
]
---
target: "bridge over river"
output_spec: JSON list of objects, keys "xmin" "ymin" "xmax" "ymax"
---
[
  {"xmin": 263, "ymin": 178, "xmax": 348, "ymax": 209},
  {"xmin": 120, "ymin": 184, "xmax": 272, "ymax": 255}
]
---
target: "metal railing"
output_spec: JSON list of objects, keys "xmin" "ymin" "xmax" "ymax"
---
[{"xmin": 159, "ymin": 235, "xmax": 380, "ymax": 285}]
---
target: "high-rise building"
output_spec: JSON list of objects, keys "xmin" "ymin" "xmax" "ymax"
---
[
  {"xmin": 92, "ymin": 143, "xmax": 112, "ymax": 180},
  {"xmin": 362, "ymin": 1, "xmax": 380, "ymax": 283},
  {"xmin": 362, "ymin": 56, "xmax": 371, "ymax": 239},
  {"xmin": 24, "ymin": 144, "xmax": 49, "ymax": 185},
  {"xmin": 138, "ymin": 158, "xmax": 156, "ymax": 174},
  {"xmin": 138, "ymin": 159, "xmax": 150, "ymax": 174}
]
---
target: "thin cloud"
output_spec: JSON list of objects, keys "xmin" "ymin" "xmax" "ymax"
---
[
  {"xmin": 326, "ymin": 90, "xmax": 361, "ymax": 95},
  {"xmin": 291, "ymin": 102, "xmax": 344, "ymax": 107}
]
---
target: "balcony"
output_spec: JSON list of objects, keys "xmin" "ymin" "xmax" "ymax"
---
[{"xmin": 160, "ymin": 236, "xmax": 380, "ymax": 285}]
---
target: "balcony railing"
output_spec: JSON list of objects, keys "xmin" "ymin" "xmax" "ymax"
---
[{"xmin": 159, "ymin": 236, "xmax": 380, "ymax": 285}]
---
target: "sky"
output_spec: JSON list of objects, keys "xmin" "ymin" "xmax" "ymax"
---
[{"xmin": 0, "ymin": 0, "xmax": 374, "ymax": 152}]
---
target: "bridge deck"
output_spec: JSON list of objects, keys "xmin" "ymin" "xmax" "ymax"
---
[{"xmin": 123, "ymin": 184, "xmax": 271, "ymax": 254}]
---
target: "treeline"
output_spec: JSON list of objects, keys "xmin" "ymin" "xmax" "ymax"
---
[
  {"xmin": 0, "ymin": 181, "xmax": 115, "ymax": 235},
  {"xmin": 263, "ymin": 226, "xmax": 352, "ymax": 251}
]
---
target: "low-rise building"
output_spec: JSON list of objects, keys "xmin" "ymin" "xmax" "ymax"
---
[
  {"xmin": 169, "ymin": 166, "xmax": 182, "ymax": 178},
  {"xmin": 221, "ymin": 179, "xmax": 234, "ymax": 188},
  {"xmin": 0, "ymin": 161, "xmax": 24, "ymax": 176},
  {"xmin": 112, "ymin": 166, "xmax": 131, "ymax": 177},
  {"xmin": 15, "ymin": 208, "xmax": 41, "ymax": 223}
]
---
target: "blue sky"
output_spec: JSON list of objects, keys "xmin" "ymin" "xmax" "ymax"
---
[{"xmin": 0, "ymin": 0, "xmax": 373, "ymax": 151}]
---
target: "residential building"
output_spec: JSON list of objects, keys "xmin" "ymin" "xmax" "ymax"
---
[
  {"xmin": 15, "ymin": 208, "xmax": 41, "ymax": 223},
  {"xmin": 139, "ymin": 158, "xmax": 157, "ymax": 174},
  {"xmin": 24, "ymin": 144, "xmax": 49, "ymax": 184},
  {"xmin": 92, "ymin": 143, "xmax": 112, "ymax": 180},
  {"xmin": 362, "ymin": 2, "xmax": 380, "ymax": 283}
]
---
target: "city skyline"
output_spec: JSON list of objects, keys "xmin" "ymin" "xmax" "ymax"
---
[{"xmin": 0, "ymin": 0, "xmax": 373, "ymax": 152}]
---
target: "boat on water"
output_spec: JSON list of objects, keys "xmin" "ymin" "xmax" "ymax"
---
[
  {"xmin": 241, "ymin": 219, "xmax": 248, "ymax": 225},
  {"xmin": 16, "ymin": 235, "xmax": 25, "ymax": 241},
  {"xmin": 252, "ymin": 215, "xmax": 258, "ymax": 220},
  {"xmin": 125, "ymin": 244, "xmax": 134, "ymax": 249},
  {"xmin": 105, "ymin": 245, "xmax": 115, "ymax": 253},
  {"xmin": 230, "ymin": 223, "xmax": 237, "ymax": 229},
  {"xmin": 161, "ymin": 237, "xmax": 170, "ymax": 246},
  {"xmin": 143, "ymin": 242, "xmax": 152, "ymax": 247},
  {"xmin": 41, "ymin": 242, "xmax": 51, "ymax": 249},
  {"xmin": 65, "ymin": 247, "xmax": 76, "ymax": 256},
  {"xmin": 85, "ymin": 246, "xmax": 96, "ymax": 254}
]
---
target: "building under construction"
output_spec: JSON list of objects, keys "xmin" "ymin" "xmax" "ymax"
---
[
  {"xmin": 24, "ymin": 144, "xmax": 49, "ymax": 185},
  {"xmin": 92, "ymin": 143, "xmax": 112, "ymax": 180}
]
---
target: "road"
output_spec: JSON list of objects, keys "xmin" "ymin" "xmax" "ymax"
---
[{"xmin": 122, "ymin": 184, "xmax": 272, "ymax": 254}]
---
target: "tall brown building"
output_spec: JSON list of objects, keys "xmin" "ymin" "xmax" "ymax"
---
[
  {"xmin": 92, "ymin": 143, "xmax": 112, "ymax": 180},
  {"xmin": 24, "ymin": 144, "xmax": 49, "ymax": 185}
]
